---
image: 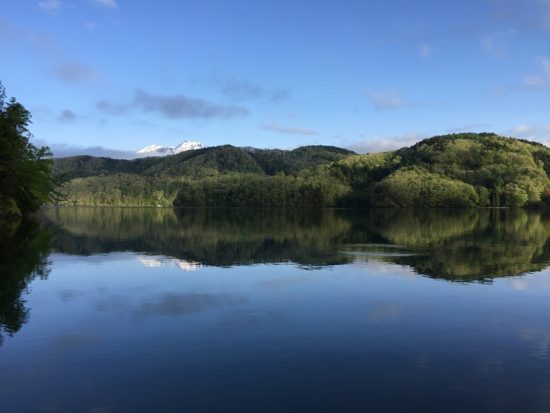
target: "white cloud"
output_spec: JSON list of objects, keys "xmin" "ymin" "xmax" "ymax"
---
[
  {"xmin": 368, "ymin": 90, "xmax": 408, "ymax": 111},
  {"xmin": 38, "ymin": 0, "xmax": 61, "ymax": 11},
  {"xmin": 347, "ymin": 134, "xmax": 422, "ymax": 154},
  {"xmin": 93, "ymin": 0, "xmax": 118, "ymax": 8},
  {"xmin": 505, "ymin": 124, "xmax": 550, "ymax": 146},
  {"xmin": 523, "ymin": 57, "xmax": 550, "ymax": 88}
]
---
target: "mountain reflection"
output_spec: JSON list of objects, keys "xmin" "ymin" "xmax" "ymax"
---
[
  {"xmin": 3, "ymin": 207, "xmax": 550, "ymax": 347},
  {"xmin": 40, "ymin": 207, "xmax": 550, "ymax": 281}
]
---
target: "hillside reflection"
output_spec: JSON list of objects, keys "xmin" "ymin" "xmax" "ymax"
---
[
  {"xmin": 3, "ymin": 207, "xmax": 550, "ymax": 346},
  {"xmin": 41, "ymin": 207, "xmax": 550, "ymax": 281}
]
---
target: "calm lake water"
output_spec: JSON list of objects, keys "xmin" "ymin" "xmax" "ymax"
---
[{"xmin": 2, "ymin": 207, "xmax": 550, "ymax": 412}]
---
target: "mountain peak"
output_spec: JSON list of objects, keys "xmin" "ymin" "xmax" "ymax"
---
[{"xmin": 137, "ymin": 140, "xmax": 205, "ymax": 157}]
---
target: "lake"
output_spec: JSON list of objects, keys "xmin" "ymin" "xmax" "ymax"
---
[{"xmin": 2, "ymin": 207, "xmax": 550, "ymax": 412}]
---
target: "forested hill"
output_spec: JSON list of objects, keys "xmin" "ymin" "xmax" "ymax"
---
[
  {"xmin": 53, "ymin": 145, "xmax": 354, "ymax": 182},
  {"xmin": 53, "ymin": 133, "xmax": 550, "ymax": 208}
]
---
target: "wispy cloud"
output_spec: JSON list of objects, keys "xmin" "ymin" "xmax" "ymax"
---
[
  {"xmin": 221, "ymin": 79, "xmax": 263, "ymax": 100},
  {"xmin": 219, "ymin": 77, "xmax": 289, "ymax": 103},
  {"xmin": 261, "ymin": 123, "xmax": 319, "ymax": 136},
  {"xmin": 97, "ymin": 89, "xmax": 249, "ymax": 119},
  {"xmin": 96, "ymin": 99, "xmax": 128, "ymax": 115},
  {"xmin": 51, "ymin": 61, "xmax": 101, "ymax": 83},
  {"xmin": 33, "ymin": 139, "xmax": 136, "ymax": 159},
  {"xmin": 2, "ymin": 22, "xmax": 101, "ymax": 84},
  {"xmin": 523, "ymin": 57, "xmax": 550, "ymax": 88},
  {"xmin": 39, "ymin": 0, "xmax": 118, "ymax": 12},
  {"xmin": 58, "ymin": 109, "xmax": 81, "ymax": 122},
  {"xmin": 446, "ymin": 123, "xmax": 493, "ymax": 133},
  {"xmin": 419, "ymin": 42, "xmax": 431, "ymax": 57},
  {"xmin": 368, "ymin": 90, "xmax": 408, "ymax": 111},
  {"xmin": 505, "ymin": 124, "xmax": 550, "ymax": 143},
  {"xmin": 133, "ymin": 89, "xmax": 249, "ymax": 119},
  {"xmin": 93, "ymin": 0, "xmax": 118, "ymax": 8},
  {"xmin": 346, "ymin": 134, "xmax": 422, "ymax": 153},
  {"xmin": 268, "ymin": 89, "xmax": 290, "ymax": 103},
  {"xmin": 490, "ymin": 0, "xmax": 550, "ymax": 31},
  {"xmin": 481, "ymin": 32, "xmax": 510, "ymax": 56},
  {"xmin": 38, "ymin": 0, "xmax": 61, "ymax": 11},
  {"xmin": 544, "ymin": 0, "xmax": 550, "ymax": 29}
]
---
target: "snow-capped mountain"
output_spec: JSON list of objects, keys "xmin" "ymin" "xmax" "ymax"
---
[{"xmin": 136, "ymin": 140, "xmax": 205, "ymax": 157}]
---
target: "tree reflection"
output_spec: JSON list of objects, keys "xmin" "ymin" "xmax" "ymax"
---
[
  {"xmin": 368, "ymin": 209, "xmax": 550, "ymax": 281},
  {"xmin": 42, "ymin": 207, "xmax": 354, "ymax": 267},
  {"xmin": 40, "ymin": 207, "xmax": 550, "ymax": 281},
  {"xmin": 0, "ymin": 219, "xmax": 51, "ymax": 346}
]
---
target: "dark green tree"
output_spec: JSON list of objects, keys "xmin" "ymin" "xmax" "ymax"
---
[{"xmin": 0, "ymin": 82, "xmax": 55, "ymax": 217}]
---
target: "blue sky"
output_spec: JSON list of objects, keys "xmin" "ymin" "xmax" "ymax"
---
[{"xmin": 1, "ymin": 0, "xmax": 550, "ymax": 157}]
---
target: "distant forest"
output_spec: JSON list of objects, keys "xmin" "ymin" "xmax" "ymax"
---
[{"xmin": 53, "ymin": 133, "xmax": 550, "ymax": 208}]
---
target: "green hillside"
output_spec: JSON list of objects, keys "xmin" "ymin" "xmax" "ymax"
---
[
  {"xmin": 53, "ymin": 133, "xmax": 550, "ymax": 208},
  {"xmin": 53, "ymin": 145, "xmax": 354, "ymax": 206},
  {"xmin": 331, "ymin": 133, "xmax": 550, "ymax": 207}
]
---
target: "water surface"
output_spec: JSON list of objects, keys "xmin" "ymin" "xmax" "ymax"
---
[{"xmin": 2, "ymin": 207, "xmax": 550, "ymax": 412}]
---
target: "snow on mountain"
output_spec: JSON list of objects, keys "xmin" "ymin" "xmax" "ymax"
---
[{"xmin": 136, "ymin": 140, "xmax": 205, "ymax": 157}]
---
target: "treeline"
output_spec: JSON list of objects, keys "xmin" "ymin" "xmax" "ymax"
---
[
  {"xmin": 53, "ymin": 145, "xmax": 354, "ymax": 181},
  {"xmin": 54, "ymin": 145, "xmax": 355, "ymax": 206},
  {"xmin": 55, "ymin": 174, "xmax": 183, "ymax": 206},
  {"xmin": 54, "ymin": 133, "xmax": 550, "ymax": 208},
  {"xmin": 174, "ymin": 172, "xmax": 349, "ymax": 207}
]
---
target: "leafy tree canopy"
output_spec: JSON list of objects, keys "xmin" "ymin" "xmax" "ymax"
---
[{"xmin": 0, "ymin": 83, "xmax": 54, "ymax": 217}]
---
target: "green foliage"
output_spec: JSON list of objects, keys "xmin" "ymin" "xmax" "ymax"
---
[
  {"xmin": 53, "ymin": 133, "xmax": 550, "ymax": 208},
  {"xmin": 173, "ymin": 172, "xmax": 350, "ymax": 208},
  {"xmin": 395, "ymin": 133, "xmax": 550, "ymax": 207},
  {"xmin": 249, "ymin": 145, "xmax": 354, "ymax": 175},
  {"xmin": 54, "ymin": 145, "xmax": 354, "ymax": 207},
  {"xmin": 53, "ymin": 144, "xmax": 353, "ymax": 181},
  {"xmin": 56, "ymin": 174, "xmax": 183, "ymax": 206},
  {"xmin": 0, "ymin": 83, "xmax": 54, "ymax": 216},
  {"xmin": 373, "ymin": 166, "xmax": 479, "ymax": 207},
  {"xmin": 329, "ymin": 133, "xmax": 550, "ymax": 208},
  {"xmin": 330, "ymin": 151, "xmax": 400, "ymax": 188}
]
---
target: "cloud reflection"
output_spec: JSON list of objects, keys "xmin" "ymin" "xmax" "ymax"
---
[
  {"xmin": 134, "ymin": 293, "xmax": 247, "ymax": 319},
  {"xmin": 137, "ymin": 255, "xmax": 202, "ymax": 272}
]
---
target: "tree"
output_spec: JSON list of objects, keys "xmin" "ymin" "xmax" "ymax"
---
[{"xmin": 0, "ymin": 82, "xmax": 54, "ymax": 217}]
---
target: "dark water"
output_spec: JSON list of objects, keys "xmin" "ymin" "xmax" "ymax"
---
[{"xmin": 2, "ymin": 207, "xmax": 550, "ymax": 412}]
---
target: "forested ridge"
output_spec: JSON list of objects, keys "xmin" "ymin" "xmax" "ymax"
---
[{"xmin": 53, "ymin": 133, "xmax": 550, "ymax": 208}]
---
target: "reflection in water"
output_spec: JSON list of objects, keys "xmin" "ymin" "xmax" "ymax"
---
[
  {"xmin": 372, "ymin": 209, "xmax": 550, "ymax": 280},
  {"xmin": 41, "ymin": 207, "xmax": 550, "ymax": 281},
  {"xmin": 0, "ymin": 219, "xmax": 51, "ymax": 346},
  {"xmin": 3, "ymin": 207, "xmax": 550, "ymax": 345},
  {"xmin": 2, "ymin": 207, "xmax": 550, "ymax": 412},
  {"xmin": 134, "ymin": 293, "xmax": 247, "ymax": 319},
  {"xmin": 137, "ymin": 256, "xmax": 202, "ymax": 271},
  {"xmin": 3, "ymin": 207, "xmax": 549, "ymax": 346}
]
